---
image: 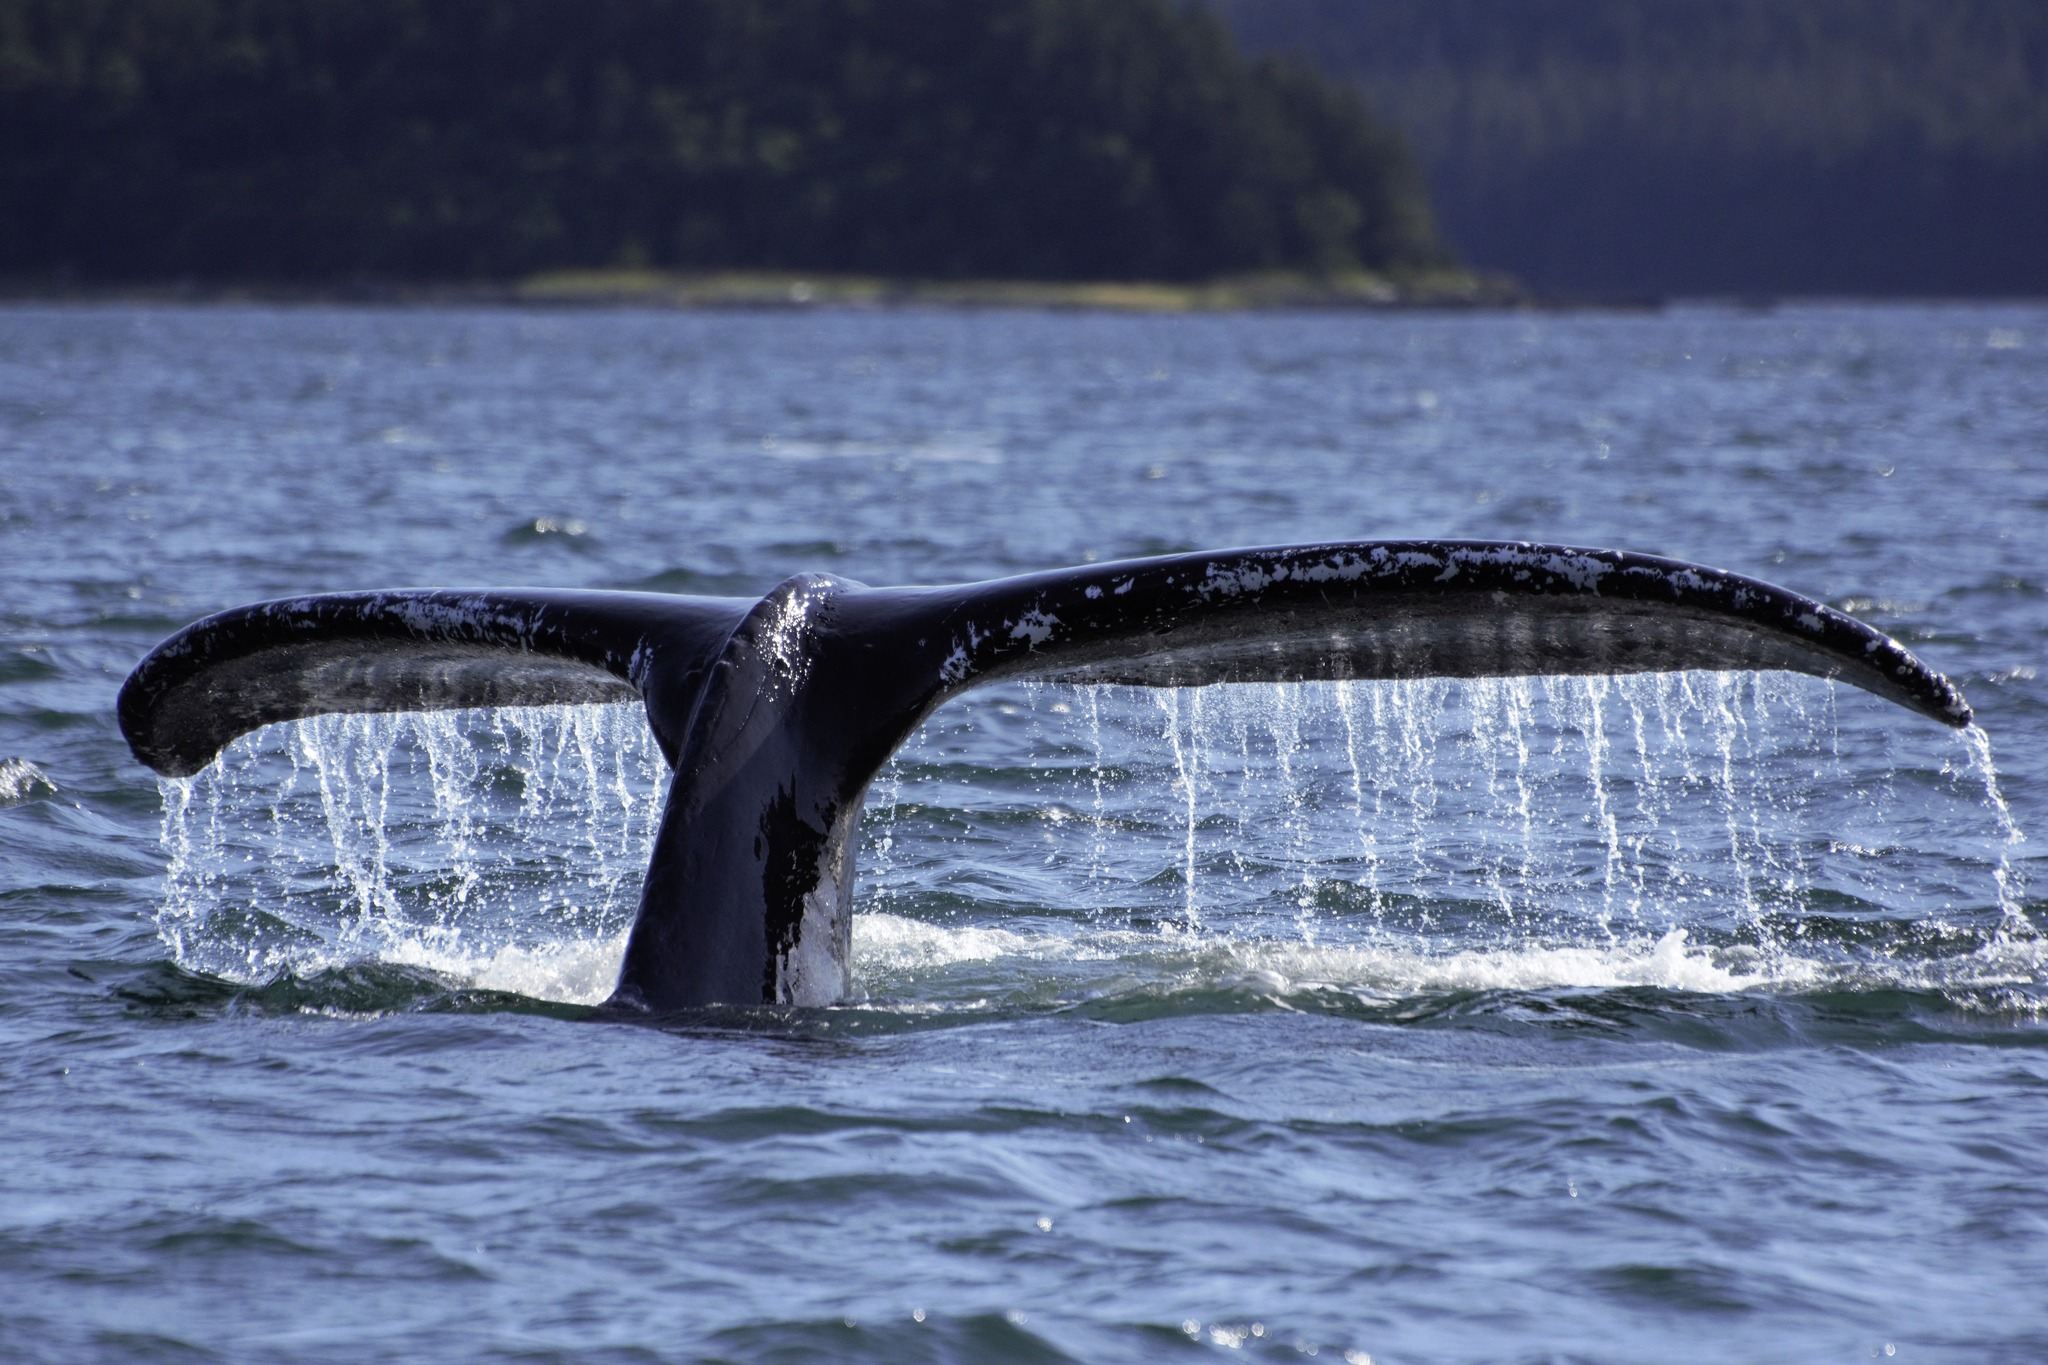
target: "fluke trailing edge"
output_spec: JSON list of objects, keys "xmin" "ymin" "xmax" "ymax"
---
[{"xmin": 119, "ymin": 541, "xmax": 1971, "ymax": 1011}]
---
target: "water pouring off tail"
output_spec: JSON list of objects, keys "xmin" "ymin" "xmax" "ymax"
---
[{"xmin": 122, "ymin": 541, "xmax": 1974, "ymax": 1012}]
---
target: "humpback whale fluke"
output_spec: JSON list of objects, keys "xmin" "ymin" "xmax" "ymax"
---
[{"xmin": 119, "ymin": 541, "xmax": 1970, "ymax": 1011}]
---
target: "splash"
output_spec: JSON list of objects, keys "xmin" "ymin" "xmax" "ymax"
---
[
  {"xmin": 850, "ymin": 912, "xmax": 1796, "ymax": 1003},
  {"xmin": 158, "ymin": 703, "xmax": 666, "ymax": 1003},
  {"xmin": 155, "ymin": 675, "xmax": 2033, "ymax": 1011},
  {"xmin": 847, "ymin": 910, "xmax": 2048, "ymax": 1016},
  {"xmin": 870, "ymin": 670, "xmax": 2035, "ymax": 1005},
  {"xmin": 1962, "ymin": 723, "xmax": 2032, "ymax": 937},
  {"xmin": 1096, "ymin": 672, "xmax": 1848, "ymax": 936}
]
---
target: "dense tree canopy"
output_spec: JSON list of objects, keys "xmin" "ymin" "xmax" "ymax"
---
[
  {"xmin": 1215, "ymin": 0, "xmax": 2048, "ymax": 296},
  {"xmin": 0, "ymin": 0, "xmax": 1443, "ymax": 283}
]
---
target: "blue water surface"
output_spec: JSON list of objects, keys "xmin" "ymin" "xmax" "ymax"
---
[{"xmin": 1, "ymin": 302, "xmax": 2045, "ymax": 1363}]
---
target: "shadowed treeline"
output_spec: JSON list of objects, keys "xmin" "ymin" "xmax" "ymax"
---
[
  {"xmin": 1215, "ymin": 0, "xmax": 2048, "ymax": 297},
  {"xmin": 0, "ymin": 0, "xmax": 1445, "ymax": 286}
]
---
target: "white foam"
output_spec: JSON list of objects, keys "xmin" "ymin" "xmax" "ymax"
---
[
  {"xmin": 267, "ymin": 910, "xmax": 2048, "ymax": 1011},
  {"xmin": 1285, "ymin": 928, "xmax": 1798, "ymax": 995},
  {"xmin": 850, "ymin": 914, "xmax": 1811, "ymax": 1001},
  {"xmin": 171, "ymin": 904, "xmax": 2044, "ymax": 1014},
  {"xmin": 376, "ymin": 930, "xmax": 631, "ymax": 1006},
  {"xmin": 854, "ymin": 911, "xmax": 1082, "ymax": 968}
]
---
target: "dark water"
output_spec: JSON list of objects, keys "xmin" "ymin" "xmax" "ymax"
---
[{"xmin": 2, "ymin": 303, "xmax": 2044, "ymax": 1363}]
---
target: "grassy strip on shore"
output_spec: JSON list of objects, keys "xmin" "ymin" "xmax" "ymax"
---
[
  {"xmin": 513, "ymin": 268, "xmax": 1525, "ymax": 310},
  {"xmin": 0, "ymin": 268, "xmax": 1527, "ymax": 310}
]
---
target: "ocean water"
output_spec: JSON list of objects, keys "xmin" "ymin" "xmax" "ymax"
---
[{"xmin": 1, "ymin": 301, "xmax": 2044, "ymax": 1363}]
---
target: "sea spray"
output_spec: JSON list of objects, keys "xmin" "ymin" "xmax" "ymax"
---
[
  {"xmin": 154, "ymin": 673, "xmax": 2030, "ymax": 1007},
  {"xmin": 1963, "ymin": 723, "xmax": 2033, "ymax": 937},
  {"xmin": 888, "ymin": 671, "xmax": 2018, "ymax": 965},
  {"xmin": 1154, "ymin": 689, "xmax": 1202, "ymax": 927},
  {"xmin": 158, "ymin": 703, "xmax": 666, "ymax": 997}
]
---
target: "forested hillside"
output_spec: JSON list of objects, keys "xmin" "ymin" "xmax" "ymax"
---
[
  {"xmin": 1215, "ymin": 0, "xmax": 2048, "ymax": 296},
  {"xmin": 0, "ymin": 0, "xmax": 1443, "ymax": 285}
]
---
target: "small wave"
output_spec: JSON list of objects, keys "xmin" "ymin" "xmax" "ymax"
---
[
  {"xmin": 165, "ymin": 916, "xmax": 631, "ymax": 1009},
  {"xmin": 0, "ymin": 756, "xmax": 56, "ymax": 802},
  {"xmin": 501, "ymin": 515, "xmax": 595, "ymax": 547}
]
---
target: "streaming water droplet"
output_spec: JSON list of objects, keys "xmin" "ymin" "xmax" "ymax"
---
[
  {"xmin": 156, "ymin": 672, "xmax": 2031, "ymax": 1011},
  {"xmin": 1963, "ymin": 723, "xmax": 2030, "ymax": 936},
  {"xmin": 158, "ymin": 704, "xmax": 666, "ymax": 1001}
]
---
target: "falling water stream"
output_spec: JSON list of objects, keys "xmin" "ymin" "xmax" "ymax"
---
[
  {"xmin": 159, "ymin": 704, "xmax": 668, "ymax": 1002},
  {"xmin": 157, "ymin": 672, "xmax": 2033, "ymax": 1013}
]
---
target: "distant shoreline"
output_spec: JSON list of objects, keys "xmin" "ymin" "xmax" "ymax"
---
[
  {"xmin": 0, "ymin": 268, "xmax": 1532, "ymax": 313},
  {"xmin": 15, "ymin": 276, "xmax": 2032, "ymax": 311}
]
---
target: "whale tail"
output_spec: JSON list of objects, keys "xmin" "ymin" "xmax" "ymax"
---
[{"xmin": 119, "ymin": 542, "xmax": 1971, "ymax": 1011}]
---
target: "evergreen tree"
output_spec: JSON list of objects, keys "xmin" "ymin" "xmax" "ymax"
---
[{"xmin": 0, "ymin": 0, "xmax": 1444, "ymax": 282}]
